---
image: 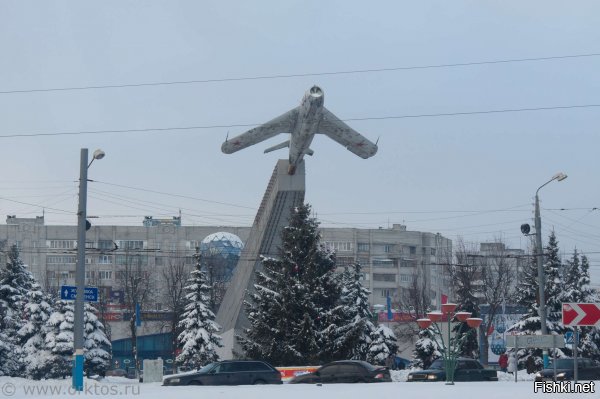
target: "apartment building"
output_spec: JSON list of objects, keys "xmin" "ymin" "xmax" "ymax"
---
[{"xmin": 0, "ymin": 216, "xmax": 452, "ymax": 315}]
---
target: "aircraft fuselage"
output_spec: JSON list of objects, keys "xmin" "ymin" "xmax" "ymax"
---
[{"xmin": 287, "ymin": 86, "xmax": 324, "ymax": 174}]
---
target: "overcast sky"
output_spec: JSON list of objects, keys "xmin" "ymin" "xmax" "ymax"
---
[{"xmin": 1, "ymin": 1, "xmax": 599, "ymax": 282}]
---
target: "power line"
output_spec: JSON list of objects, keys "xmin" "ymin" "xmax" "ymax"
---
[
  {"xmin": 1, "ymin": 103, "xmax": 599, "ymax": 139},
  {"xmin": 2, "ymin": 52, "xmax": 600, "ymax": 95},
  {"xmin": 93, "ymin": 180, "xmax": 256, "ymax": 210}
]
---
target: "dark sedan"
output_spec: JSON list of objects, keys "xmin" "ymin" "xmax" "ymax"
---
[
  {"xmin": 162, "ymin": 360, "xmax": 282, "ymax": 386},
  {"xmin": 288, "ymin": 360, "xmax": 391, "ymax": 384},
  {"xmin": 407, "ymin": 358, "xmax": 498, "ymax": 382},
  {"xmin": 535, "ymin": 358, "xmax": 600, "ymax": 381}
]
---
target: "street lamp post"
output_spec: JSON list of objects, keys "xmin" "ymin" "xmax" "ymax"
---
[
  {"xmin": 417, "ymin": 303, "xmax": 482, "ymax": 385},
  {"xmin": 73, "ymin": 148, "xmax": 105, "ymax": 391},
  {"xmin": 534, "ymin": 172, "xmax": 567, "ymax": 368}
]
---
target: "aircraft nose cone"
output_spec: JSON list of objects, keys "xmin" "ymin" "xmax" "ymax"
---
[{"xmin": 309, "ymin": 86, "xmax": 323, "ymax": 97}]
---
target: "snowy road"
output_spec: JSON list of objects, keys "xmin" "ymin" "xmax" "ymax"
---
[{"xmin": 0, "ymin": 373, "xmax": 595, "ymax": 399}]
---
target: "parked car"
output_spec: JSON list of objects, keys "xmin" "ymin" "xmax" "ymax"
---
[
  {"xmin": 535, "ymin": 358, "xmax": 600, "ymax": 381},
  {"xmin": 162, "ymin": 360, "xmax": 282, "ymax": 386},
  {"xmin": 288, "ymin": 360, "xmax": 391, "ymax": 384},
  {"xmin": 407, "ymin": 358, "xmax": 498, "ymax": 382}
]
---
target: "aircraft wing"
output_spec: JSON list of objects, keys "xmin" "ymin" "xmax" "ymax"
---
[
  {"xmin": 221, "ymin": 107, "xmax": 299, "ymax": 154},
  {"xmin": 318, "ymin": 107, "xmax": 378, "ymax": 158}
]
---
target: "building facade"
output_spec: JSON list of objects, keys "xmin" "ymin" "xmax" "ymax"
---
[{"xmin": 0, "ymin": 216, "xmax": 452, "ymax": 339}]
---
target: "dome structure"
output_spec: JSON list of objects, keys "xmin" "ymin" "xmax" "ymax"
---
[{"xmin": 199, "ymin": 232, "xmax": 244, "ymax": 281}]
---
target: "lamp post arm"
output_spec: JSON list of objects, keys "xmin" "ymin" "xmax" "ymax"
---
[{"xmin": 536, "ymin": 177, "xmax": 556, "ymax": 197}]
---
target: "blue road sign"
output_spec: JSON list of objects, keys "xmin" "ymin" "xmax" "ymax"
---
[
  {"xmin": 565, "ymin": 331, "xmax": 574, "ymax": 345},
  {"xmin": 60, "ymin": 285, "xmax": 99, "ymax": 302}
]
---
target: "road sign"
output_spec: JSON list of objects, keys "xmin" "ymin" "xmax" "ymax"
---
[
  {"xmin": 60, "ymin": 285, "xmax": 99, "ymax": 302},
  {"xmin": 562, "ymin": 303, "xmax": 600, "ymax": 327},
  {"xmin": 506, "ymin": 334, "xmax": 565, "ymax": 349},
  {"xmin": 565, "ymin": 332, "xmax": 574, "ymax": 345}
]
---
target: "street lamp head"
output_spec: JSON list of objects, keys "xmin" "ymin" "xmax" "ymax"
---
[
  {"xmin": 92, "ymin": 149, "xmax": 106, "ymax": 160},
  {"xmin": 553, "ymin": 172, "xmax": 567, "ymax": 182}
]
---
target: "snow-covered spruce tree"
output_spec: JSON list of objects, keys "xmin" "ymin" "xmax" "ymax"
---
[
  {"xmin": 44, "ymin": 300, "xmax": 75, "ymax": 378},
  {"xmin": 564, "ymin": 252, "xmax": 600, "ymax": 361},
  {"xmin": 176, "ymin": 251, "xmax": 222, "ymax": 369},
  {"xmin": 368, "ymin": 324, "xmax": 399, "ymax": 365},
  {"xmin": 84, "ymin": 303, "xmax": 111, "ymax": 377},
  {"xmin": 412, "ymin": 327, "xmax": 442, "ymax": 369},
  {"xmin": 0, "ymin": 245, "xmax": 37, "ymax": 376},
  {"xmin": 0, "ymin": 302, "xmax": 21, "ymax": 376},
  {"xmin": 449, "ymin": 245, "xmax": 480, "ymax": 358},
  {"xmin": 543, "ymin": 232, "xmax": 571, "ymax": 356},
  {"xmin": 18, "ymin": 284, "xmax": 54, "ymax": 379},
  {"xmin": 239, "ymin": 204, "xmax": 339, "ymax": 366},
  {"xmin": 323, "ymin": 262, "xmax": 375, "ymax": 361},
  {"xmin": 508, "ymin": 231, "xmax": 570, "ymax": 368}
]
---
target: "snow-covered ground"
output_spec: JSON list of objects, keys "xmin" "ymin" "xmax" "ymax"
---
[{"xmin": 0, "ymin": 371, "xmax": 594, "ymax": 399}]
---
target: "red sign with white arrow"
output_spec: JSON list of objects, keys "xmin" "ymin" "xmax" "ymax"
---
[{"xmin": 562, "ymin": 303, "xmax": 600, "ymax": 327}]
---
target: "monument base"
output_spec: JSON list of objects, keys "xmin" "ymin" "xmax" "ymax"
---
[{"xmin": 215, "ymin": 159, "xmax": 305, "ymax": 359}]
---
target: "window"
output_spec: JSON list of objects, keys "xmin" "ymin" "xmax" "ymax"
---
[
  {"xmin": 400, "ymin": 274, "xmax": 415, "ymax": 283},
  {"xmin": 98, "ymin": 270, "xmax": 113, "ymax": 280},
  {"xmin": 85, "ymin": 241, "xmax": 94, "ymax": 249},
  {"xmin": 85, "ymin": 270, "xmax": 95, "ymax": 279},
  {"xmin": 323, "ymin": 241, "xmax": 353, "ymax": 252},
  {"xmin": 357, "ymin": 243, "xmax": 369, "ymax": 252},
  {"xmin": 186, "ymin": 240, "xmax": 200, "ymax": 250},
  {"xmin": 155, "ymin": 256, "xmax": 163, "ymax": 266},
  {"xmin": 384, "ymin": 244, "xmax": 392, "ymax": 253},
  {"xmin": 48, "ymin": 240, "xmax": 76, "ymax": 249},
  {"xmin": 372, "ymin": 259, "xmax": 394, "ymax": 268},
  {"xmin": 409, "ymin": 246, "xmax": 417, "ymax": 255},
  {"xmin": 380, "ymin": 289, "xmax": 394, "ymax": 297},
  {"xmin": 116, "ymin": 255, "xmax": 147, "ymax": 266},
  {"xmin": 98, "ymin": 240, "xmax": 114, "ymax": 250},
  {"xmin": 97, "ymin": 255, "xmax": 112, "ymax": 264},
  {"xmin": 373, "ymin": 273, "xmax": 396, "ymax": 282},
  {"xmin": 47, "ymin": 256, "xmax": 76, "ymax": 264},
  {"xmin": 116, "ymin": 240, "xmax": 145, "ymax": 250},
  {"xmin": 431, "ymin": 248, "xmax": 436, "ymax": 256},
  {"xmin": 358, "ymin": 257, "xmax": 369, "ymax": 266},
  {"xmin": 60, "ymin": 271, "xmax": 69, "ymax": 281}
]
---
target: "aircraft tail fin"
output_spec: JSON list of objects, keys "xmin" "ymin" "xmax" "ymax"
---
[{"xmin": 264, "ymin": 140, "xmax": 290, "ymax": 154}]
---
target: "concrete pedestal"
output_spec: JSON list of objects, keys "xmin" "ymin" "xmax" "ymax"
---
[{"xmin": 215, "ymin": 160, "xmax": 305, "ymax": 359}]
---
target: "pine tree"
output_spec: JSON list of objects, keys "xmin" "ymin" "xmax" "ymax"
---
[
  {"xmin": 565, "ymin": 253, "xmax": 600, "ymax": 361},
  {"xmin": 509, "ymin": 231, "xmax": 571, "ymax": 368},
  {"xmin": 0, "ymin": 302, "xmax": 21, "ymax": 376},
  {"xmin": 324, "ymin": 263, "xmax": 375, "ymax": 361},
  {"xmin": 18, "ymin": 285, "xmax": 54, "ymax": 379},
  {"xmin": 0, "ymin": 245, "xmax": 37, "ymax": 376},
  {"xmin": 176, "ymin": 251, "xmax": 222, "ymax": 369},
  {"xmin": 84, "ymin": 303, "xmax": 111, "ymax": 377},
  {"xmin": 449, "ymin": 260, "xmax": 480, "ymax": 358},
  {"xmin": 412, "ymin": 327, "xmax": 442, "ymax": 369},
  {"xmin": 368, "ymin": 324, "xmax": 398, "ymax": 365},
  {"xmin": 44, "ymin": 300, "xmax": 75, "ymax": 378},
  {"xmin": 239, "ymin": 204, "xmax": 339, "ymax": 366}
]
